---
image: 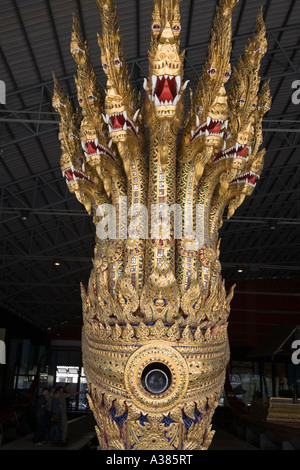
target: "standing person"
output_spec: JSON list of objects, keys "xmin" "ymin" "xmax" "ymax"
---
[
  {"xmin": 45, "ymin": 386, "xmax": 55, "ymax": 441},
  {"xmin": 59, "ymin": 383, "xmax": 82, "ymax": 445},
  {"xmin": 32, "ymin": 387, "xmax": 49, "ymax": 445},
  {"xmin": 50, "ymin": 388, "xmax": 63, "ymax": 447}
]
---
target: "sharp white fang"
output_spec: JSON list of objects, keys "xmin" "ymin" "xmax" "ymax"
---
[
  {"xmin": 108, "ymin": 139, "xmax": 112, "ymax": 148},
  {"xmin": 152, "ymin": 75, "xmax": 157, "ymax": 95},
  {"xmin": 173, "ymin": 94, "xmax": 180, "ymax": 106},
  {"xmin": 133, "ymin": 109, "xmax": 139, "ymax": 122},
  {"xmin": 207, "ymin": 116, "xmax": 211, "ymax": 126},
  {"xmin": 181, "ymin": 80, "xmax": 190, "ymax": 91},
  {"xmin": 154, "ymin": 95, "xmax": 160, "ymax": 107},
  {"xmin": 196, "ymin": 115, "xmax": 200, "ymax": 127},
  {"xmin": 123, "ymin": 110, "xmax": 128, "ymax": 120},
  {"xmin": 143, "ymin": 78, "xmax": 149, "ymax": 91},
  {"xmin": 175, "ymin": 76, "xmax": 181, "ymax": 93}
]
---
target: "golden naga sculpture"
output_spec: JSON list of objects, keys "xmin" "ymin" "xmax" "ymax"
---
[{"xmin": 53, "ymin": 0, "xmax": 271, "ymax": 450}]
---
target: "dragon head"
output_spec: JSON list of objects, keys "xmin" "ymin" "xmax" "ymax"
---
[
  {"xmin": 212, "ymin": 8, "xmax": 268, "ymax": 180},
  {"xmin": 188, "ymin": 0, "xmax": 239, "ymax": 152},
  {"xmin": 97, "ymin": 0, "xmax": 142, "ymax": 144},
  {"xmin": 227, "ymin": 148, "xmax": 266, "ymax": 219},
  {"xmin": 144, "ymin": 0, "xmax": 185, "ymax": 128},
  {"xmin": 53, "ymin": 75, "xmax": 102, "ymax": 214},
  {"xmin": 71, "ymin": 14, "xmax": 123, "ymax": 196}
]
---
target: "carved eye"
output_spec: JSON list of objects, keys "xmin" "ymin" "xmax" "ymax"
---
[
  {"xmin": 172, "ymin": 24, "xmax": 181, "ymax": 32},
  {"xmin": 78, "ymin": 97, "xmax": 83, "ymax": 104},
  {"xmin": 237, "ymin": 99, "xmax": 245, "ymax": 104},
  {"xmin": 114, "ymin": 58, "xmax": 122, "ymax": 67},
  {"xmin": 88, "ymin": 94, "xmax": 95, "ymax": 101},
  {"xmin": 208, "ymin": 67, "xmax": 217, "ymax": 76},
  {"xmin": 77, "ymin": 156, "xmax": 83, "ymax": 164},
  {"xmin": 224, "ymin": 71, "xmax": 231, "ymax": 79},
  {"xmin": 152, "ymin": 23, "xmax": 161, "ymax": 31},
  {"xmin": 102, "ymin": 62, "xmax": 108, "ymax": 71},
  {"xmin": 197, "ymin": 105, "xmax": 203, "ymax": 115}
]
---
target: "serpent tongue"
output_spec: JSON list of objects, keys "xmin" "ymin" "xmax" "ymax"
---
[
  {"xmin": 158, "ymin": 78, "xmax": 174, "ymax": 102},
  {"xmin": 113, "ymin": 114, "xmax": 124, "ymax": 129},
  {"xmin": 87, "ymin": 141, "xmax": 97, "ymax": 154}
]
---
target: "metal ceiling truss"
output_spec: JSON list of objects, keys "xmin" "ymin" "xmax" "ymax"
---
[{"xmin": 1, "ymin": 23, "xmax": 300, "ymax": 148}]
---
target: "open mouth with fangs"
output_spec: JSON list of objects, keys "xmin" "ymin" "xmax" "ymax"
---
[
  {"xmin": 212, "ymin": 143, "xmax": 250, "ymax": 163},
  {"xmin": 149, "ymin": 75, "xmax": 183, "ymax": 107},
  {"xmin": 103, "ymin": 110, "xmax": 139, "ymax": 137},
  {"xmin": 62, "ymin": 166, "xmax": 94, "ymax": 185},
  {"xmin": 229, "ymin": 170, "xmax": 259, "ymax": 187},
  {"xmin": 190, "ymin": 116, "xmax": 228, "ymax": 143},
  {"xmin": 81, "ymin": 138, "xmax": 117, "ymax": 162}
]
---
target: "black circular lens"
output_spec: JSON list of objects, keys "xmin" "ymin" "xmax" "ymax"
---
[
  {"xmin": 145, "ymin": 369, "xmax": 169, "ymax": 394},
  {"xmin": 141, "ymin": 362, "xmax": 172, "ymax": 395}
]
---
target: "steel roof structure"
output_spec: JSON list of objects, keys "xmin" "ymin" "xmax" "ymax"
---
[{"xmin": 0, "ymin": 0, "xmax": 299, "ymax": 341}]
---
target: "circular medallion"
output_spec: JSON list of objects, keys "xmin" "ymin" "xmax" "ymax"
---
[
  {"xmin": 124, "ymin": 342, "xmax": 189, "ymax": 413},
  {"xmin": 199, "ymin": 244, "xmax": 217, "ymax": 267}
]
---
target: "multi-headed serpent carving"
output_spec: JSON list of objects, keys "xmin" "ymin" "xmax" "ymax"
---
[{"xmin": 53, "ymin": 0, "xmax": 271, "ymax": 450}]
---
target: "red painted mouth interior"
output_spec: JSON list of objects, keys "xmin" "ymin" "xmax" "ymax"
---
[
  {"xmin": 205, "ymin": 120, "xmax": 221, "ymax": 134},
  {"xmin": 155, "ymin": 76, "xmax": 177, "ymax": 102},
  {"xmin": 248, "ymin": 173, "xmax": 258, "ymax": 184},
  {"xmin": 213, "ymin": 144, "xmax": 247, "ymax": 163},
  {"xmin": 237, "ymin": 145, "xmax": 247, "ymax": 158},
  {"xmin": 65, "ymin": 169, "xmax": 74, "ymax": 181},
  {"xmin": 87, "ymin": 141, "xmax": 97, "ymax": 154},
  {"xmin": 113, "ymin": 114, "xmax": 126, "ymax": 129},
  {"xmin": 65, "ymin": 168, "xmax": 92, "ymax": 183}
]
